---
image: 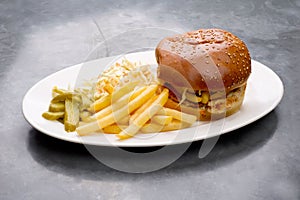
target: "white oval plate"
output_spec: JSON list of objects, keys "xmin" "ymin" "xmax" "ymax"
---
[{"xmin": 22, "ymin": 51, "xmax": 284, "ymax": 147}]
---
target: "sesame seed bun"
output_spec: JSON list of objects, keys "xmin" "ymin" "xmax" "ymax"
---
[
  {"xmin": 155, "ymin": 29, "xmax": 251, "ymax": 120},
  {"xmin": 156, "ymin": 29, "xmax": 251, "ymax": 91}
]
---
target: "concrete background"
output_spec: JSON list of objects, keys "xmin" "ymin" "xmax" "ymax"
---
[{"xmin": 0, "ymin": 0, "xmax": 299, "ymax": 199}]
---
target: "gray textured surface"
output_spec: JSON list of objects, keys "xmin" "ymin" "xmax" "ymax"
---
[{"xmin": 1, "ymin": 0, "xmax": 300, "ymax": 199}]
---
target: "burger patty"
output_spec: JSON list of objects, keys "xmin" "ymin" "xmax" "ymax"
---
[{"xmin": 167, "ymin": 84, "xmax": 245, "ymax": 113}]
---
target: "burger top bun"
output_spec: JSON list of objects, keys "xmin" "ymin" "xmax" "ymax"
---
[{"xmin": 156, "ymin": 29, "xmax": 251, "ymax": 91}]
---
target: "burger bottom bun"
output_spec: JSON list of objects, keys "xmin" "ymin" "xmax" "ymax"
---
[{"xmin": 164, "ymin": 85, "xmax": 246, "ymax": 121}]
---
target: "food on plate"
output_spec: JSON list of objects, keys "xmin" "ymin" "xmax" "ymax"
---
[
  {"xmin": 42, "ymin": 59, "xmax": 197, "ymax": 140},
  {"xmin": 94, "ymin": 59, "xmax": 155, "ymax": 100},
  {"xmin": 48, "ymin": 102, "xmax": 65, "ymax": 112},
  {"xmin": 76, "ymin": 84, "xmax": 159, "ymax": 136},
  {"xmin": 64, "ymin": 98, "xmax": 80, "ymax": 132},
  {"xmin": 94, "ymin": 59, "xmax": 136, "ymax": 100},
  {"xmin": 42, "ymin": 87, "xmax": 82, "ymax": 132},
  {"xmin": 42, "ymin": 87, "xmax": 83, "ymax": 132},
  {"xmin": 42, "ymin": 28, "xmax": 252, "ymax": 140},
  {"xmin": 157, "ymin": 108, "xmax": 198, "ymax": 124},
  {"xmin": 155, "ymin": 28, "xmax": 251, "ymax": 120},
  {"xmin": 116, "ymin": 88, "xmax": 169, "ymax": 140},
  {"xmin": 76, "ymin": 83, "xmax": 196, "ymax": 139},
  {"xmin": 141, "ymin": 120, "xmax": 190, "ymax": 133},
  {"xmin": 152, "ymin": 115, "xmax": 173, "ymax": 125},
  {"xmin": 42, "ymin": 111, "xmax": 64, "ymax": 121}
]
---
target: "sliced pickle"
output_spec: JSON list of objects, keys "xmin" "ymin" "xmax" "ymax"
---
[
  {"xmin": 49, "ymin": 102, "xmax": 65, "ymax": 112},
  {"xmin": 51, "ymin": 93, "xmax": 81, "ymax": 103},
  {"xmin": 42, "ymin": 111, "xmax": 65, "ymax": 120},
  {"xmin": 64, "ymin": 98, "xmax": 80, "ymax": 132}
]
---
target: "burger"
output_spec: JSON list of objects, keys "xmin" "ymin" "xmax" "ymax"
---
[{"xmin": 155, "ymin": 29, "xmax": 251, "ymax": 120}]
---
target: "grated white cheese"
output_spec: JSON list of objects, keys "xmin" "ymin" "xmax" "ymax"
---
[{"xmin": 94, "ymin": 59, "xmax": 157, "ymax": 100}]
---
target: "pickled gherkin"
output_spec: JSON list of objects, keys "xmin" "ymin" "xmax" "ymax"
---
[
  {"xmin": 43, "ymin": 86, "xmax": 94, "ymax": 132},
  {"xmin": 51, "ymin": 93, "xmax": 81, "ymax": 103},
  {"xmin": 64, "ymin": 98, "xmax": 80, "ymax": 132},
  {"xmin": 42, "ymin": 111, "xmax": 64, "ymax": 120},
  {"xmin": 49, "ymin": 102, "xmax": 65, "ymax": 112},
  {"xmin": 52, "ymin": 86, "xmax": 69, "ymax": 96}
]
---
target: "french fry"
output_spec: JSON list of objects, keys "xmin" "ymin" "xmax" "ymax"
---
[
  {"xmin": 127, "ymin": 86, "xmax": 147, "ymax": 102},
  {"xmin": 91, "ymin": 81, "xmax": 140, "ymax": 113},
  {"xmin": 90, "ymin": 94, "xmax": 111, "ymax": 112},
  {"xmin": 141, "ymin": 120, "xmax": 190, "ymax": 133},
  {"xmin": 117, "ymin": 88, "xmax": 169, "ymax": 140},
  {"xmin": 140, "ymin": 123, "xmax": 163, "ymax": 133},
  {"xmin": 103, "ymin": 124, "xmax": 127, "ymax": 134},
  {"xmin": 157, "ymin": 108, "xmax": 197, "ymax": 124},
  {"xmin": 104, "ymin": 83, "xmax": 114, "ymax": 94},
  {"xmin": 92, "ymin": 86, "xmax": 146, "ymax": 120},
  {"xmin": 79, "ymin": 121, "xmax": 88, "ymax": 127},
  {"xmin": 162, "ymin": 120, "xmax": 190, "ymax": 131},
  {"xmin": 118, "ymin": 115, "xmax": 130, "ymax": 125},
  {"xmin": 129, "ymin": 95, "xmax": 158, "ymax": 123},
  {"xmin": 80, "ymin": 111, "xmax": 95, "ymax": 122},
  {"xmin": 76, "ymin": 85, "xmax": 158, "ymax": 136},
  {"xmin": 152, "ymin": 115, "xmax": 173, "ymax": 125},
  {"xmin": 111, "ymin": 81, "xmax": 139, "ymax": 102}
]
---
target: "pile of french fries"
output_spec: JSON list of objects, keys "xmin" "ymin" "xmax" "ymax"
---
[{"xmin": 76, "ymin": 82, "xmax": 197, "ymax": 140}]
